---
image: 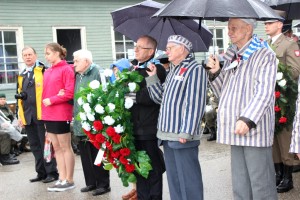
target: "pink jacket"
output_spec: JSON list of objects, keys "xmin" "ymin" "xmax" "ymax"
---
[{"xmin": 42, "ymin": 60, "xmax": 75, "ymax": 121}]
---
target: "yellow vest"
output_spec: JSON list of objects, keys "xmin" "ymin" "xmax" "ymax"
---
[{"xmin": 17, "ymin": 65, "xmax": 44, "ymax": 125}]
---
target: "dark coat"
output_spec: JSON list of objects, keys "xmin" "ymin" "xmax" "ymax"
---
[{"xmin": 131, "ymin": 60, "xmax": 166, "ymax": 140}]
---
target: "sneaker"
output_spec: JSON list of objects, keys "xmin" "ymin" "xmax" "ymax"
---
[
  {"xmin": 55, "ymin": 180, "xmax": 75, "ymax": 192},
  {"xmin": 47, "ymin": 180, "xmax": 63, "ymax": 192}
]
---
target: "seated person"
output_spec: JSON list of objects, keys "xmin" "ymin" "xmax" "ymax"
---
[{"xmin": 0, "ymin": 94, "xmax": 20, "ymax": 165}]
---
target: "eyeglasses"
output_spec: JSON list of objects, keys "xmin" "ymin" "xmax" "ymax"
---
[
  {"xmin": 166, "ymin": 45, "xmax": 178, "ymax": 52},
  {"xmin": 134, "ymin": 45, "xmax": 153, "ymax": 50}
]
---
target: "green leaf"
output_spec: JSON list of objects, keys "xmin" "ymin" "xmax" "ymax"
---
[
  {"xmin": 136, "ymin": 151, "xmax": 151, "ymax": 163},
  {"xmin": 279, "ymin": 97, "xmax": 288, "ymax": 104},
  {"xmin": 127, "ymin": 173, "xmax": 137, "ymax": 183},
  {"xmin": 103, "ymin": 163, "xmax": 113, "ymax": 170}
]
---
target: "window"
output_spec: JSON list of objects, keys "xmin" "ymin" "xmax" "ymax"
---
[
  {"xmin": 0, "ymin": 30, "xmax": 22, "ymax": 85},
  {"xmin": 113, "ymin": 31, "xmax": 135, "ymax": 60},
  {"xmin": 52, "ymin": 26, "xmax": 86, "ymax": 63},
  {"xmin": 208, "ymin": 27, "xmax": 228, "ymax": 55}
]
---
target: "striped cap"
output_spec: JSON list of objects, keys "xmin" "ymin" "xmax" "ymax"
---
[{"xmin": 168, "ymin": 35, "xmax": 192, "ymax": 52}]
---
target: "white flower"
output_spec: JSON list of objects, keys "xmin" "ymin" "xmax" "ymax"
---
[
  {"xmin": 116, "ymin": 92, "xmax": 119, "ymax": 98},
  {"xmin": 108, "ymin": 103, "xmax": 116, "ymax": 112},
  {"xmin": 114, "ymin": 124, "xmax": 124, "ymax": 134},
  {"xmin": 89, "ymin": 80, "xmax": 100, "ymax": 89},
  {"xmin": 278, "ymin": 79, "xmax": 287, "ymax": 87},
  {"xmin": 83, "ymin": 103, "xmax": 92, "ymax": 113},
  {"xmin": 95, "ymin": 104, "xmax": 105, "ymax": 114},
  {"xmin": 77, "ymin": 97, "xmax": 84, "ymax": 106},
  {"xmin": 104, "ymin": 116, "xmax": 115, "ymax": 125},
  {"xmin": 87, "ymin": 93, "xmax": 93, "ymax": 103},
  {"xmin": 86, "ymin": 112, "xmax": 95, "ymax": 121},
  {"xmin": 128, "ymin": 82, "xmax": 137, "ymax": 92},
  {"xmin": 79, "ymin": 112, "xmax": 87, "ymax": 121},
  {"xmin": 82, "ymin": 122, "xmax": 91, "ymax": 131},
  {"xmin": 125, "ymin": 97, "xmax": 134, "ymax": 109},
  {"xmin": 276, "ymin": 72, "xmax": 283, "ymax": 81},
  {"xmin": 103, "ymin": 69, "xmax": 113, "ymax": 77}
]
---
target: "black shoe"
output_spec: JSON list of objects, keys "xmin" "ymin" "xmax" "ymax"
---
[
  {"xmin": 80, "ymin": 185, "xmax": 96, "ymax": 192},
  {"xmin": 293, "ymin": 165, "xmax": 300, "ymax": 173},
  {"xmin": 92, "ymin": 187, "xmax": 111, "ymax": 196},
  {"xmin": 0, "ymin": 154, "xmax": 20, "ymax": 165},
  {"xmin": 277, "ymin": 165, "xmax": 294, "ymax": 193},
  {"xmin": 207, "ymin": 133, "xmax": 216, "ymax": 141},
  {"xmin": 42, "ymin": 175, "xmax": 58, "ymax": 183},
  {"xmin": 29, "ymin": 176, "xmax": 44, "ymax": 182}
]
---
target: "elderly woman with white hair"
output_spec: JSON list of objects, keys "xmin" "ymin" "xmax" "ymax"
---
[{"xmin": 206, "ymin": 18, "xmax": 278, "ymax": 199}]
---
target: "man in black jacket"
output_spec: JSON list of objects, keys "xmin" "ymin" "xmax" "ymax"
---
[{"xmin": 122, "ymin": 35, "xmax": 166, "ymax": 200}]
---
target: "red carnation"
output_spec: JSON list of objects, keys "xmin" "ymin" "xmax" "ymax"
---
[
  {"xmin": 112, "ymin": 134, "xmax": 121, "ymax": 144},
  {"xmin": 274, "ymin": 106, "xmax": 281, "ymax": 112},
  {"xmin": 119, "ymin": 156, "xmax": 128, "ymax": 165},
  {"xmin": 111, "ymin": 150, "xmax": 120, "ymax": 159},
  {"xmin": 106, "ymin": 141, "xmax": 113, "ymax": 150},
  {"xmin": 113, "ymin": 163, "xmax": 119, "ymax": 168},
  {"xmin": 83, "ymin": 129, "xmax": 95, "ymax": 141},
  {"xmin": 95, "ymin": 134, "xmax": 106, "ymax": 143},
  {"xmin": 125, "ymin": 164, "xmax": 135, "ymax": 173},
  {"xmin": 91, "ymin": 141, "xmax": 100, "ymax": 149},
  {"xmin": 106, "ymin": 126, "xmax": 116, "ymax": 137},
  {"xmin": 120, "ymin": 148, "xmax": 131, "ymax": 156},
  {"xmin": 275, "ymin": 91, "xmax": 281, "ymax": 99},
  {"xmin": 93, "ymin": 120, "xmax": 103, "ymax": 131},
  {"xmin": 279, "ymin": 117, "xmax": 287, "ymax": 124}
]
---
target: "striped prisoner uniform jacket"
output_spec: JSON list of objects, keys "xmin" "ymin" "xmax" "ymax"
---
[
  {"xmin": 210, "ymin": 40, "xmax": 277, "ymax": 147},
  {"xmin": 145, "ymin": 54, "xmax": 207, "ymax": 141},
  {"xmin": 290, "ymin": 77, "xmax": 300, "ymax": 153}
]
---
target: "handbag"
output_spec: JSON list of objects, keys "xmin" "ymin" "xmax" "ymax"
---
[{"xmin": 44, "ymin": 133, "xmax": 55, "ymax": 162}]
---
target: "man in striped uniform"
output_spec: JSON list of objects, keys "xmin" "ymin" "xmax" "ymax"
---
[
  {"xmin": 146, "ymin": 35, "xmax": 207, "ymax": 200},
  {"xmin": 207, "ymin": 18, "xmax": 278, "ymax": 199}
]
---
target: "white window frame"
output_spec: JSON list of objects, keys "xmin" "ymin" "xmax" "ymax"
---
[
  {"xmin": 0, "ymin": 26, "xmax": 24, "ymax": 89},
  {"xmin": 111, "ymin": 26, "xmax": 135, "ymax": 61},
  {"xmin": 207, "ymin": 26, "xmax": 229, "ymax": 55},
  {"xmin": 52, "ymin": 26, "xmax": 87, "ymax": 49}
]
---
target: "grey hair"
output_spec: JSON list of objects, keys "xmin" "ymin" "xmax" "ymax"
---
[
  {"xmin": 240, "ymin": 18, "xmax": 257, "ymax": 29},
  {"xmin": 73, "ymin": 49, "xmax": 93, "ymax": 63}
]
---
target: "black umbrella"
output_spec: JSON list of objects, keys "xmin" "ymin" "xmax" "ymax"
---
[
  {"xmin": 261, "ymin": 0, "xmax": 300, "ymax": 20},
  {"xmin": 153, "ymin": 0, "xmax": 282, "ymax": 21},
  {"xmin": 111, "ymin": 0, "xmax": 213, "ymax": 52}
]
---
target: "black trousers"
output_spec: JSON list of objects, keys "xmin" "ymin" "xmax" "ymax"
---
[
  {"xmin": 25, "ymin": 119, "xmax": 58, "ymax": 178},
  {"xmin": 78, "ymin": 138, "xmax": 110, "ymax": 188},
  {"xmin": 135, "ymin": 139, "xmax": 165, "ymax": 200}
]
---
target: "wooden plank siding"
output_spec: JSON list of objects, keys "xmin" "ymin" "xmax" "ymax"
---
[{"xmin": 0, "ymin": 0, "xmax": 167, "ymax": 68}]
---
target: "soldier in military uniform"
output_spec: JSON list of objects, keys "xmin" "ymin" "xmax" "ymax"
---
[{"xmin": 265, "ymin": 10, "xmax": 300, "ymax": 193}]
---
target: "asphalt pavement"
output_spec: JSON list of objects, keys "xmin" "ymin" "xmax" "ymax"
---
[{"xmin": 1, "ymin": 134, "xmax": 300, "ymax": 200}]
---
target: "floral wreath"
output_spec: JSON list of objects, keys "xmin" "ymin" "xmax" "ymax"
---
[
  {"xmin": 274, "ymin": 62, "xmax": 298, "ymax": 134},
  {"xmin": 75, "ymin": 69, "xmax": 152, "ymax": 187}
]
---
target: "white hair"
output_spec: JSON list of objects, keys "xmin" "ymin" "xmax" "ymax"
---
[
  {"xmin": 73, "ymin": 49, "xmax": 93, "ymax": 63},
  {"xmin": 240, "ymin": 18, "xmax": 257, "ymax": 29}
]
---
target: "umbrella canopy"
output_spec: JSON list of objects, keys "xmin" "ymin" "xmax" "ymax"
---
[
  {"xmin": 261, "ymin": 0, "xmax": 300, "ymax": 20},
  {"xmin": 111, "ymin": 0, "xmax": 213, "ymax": 52},
  {"xmin": 153, "ymin": 0, "xmax": 283, "ymax": 21}
]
